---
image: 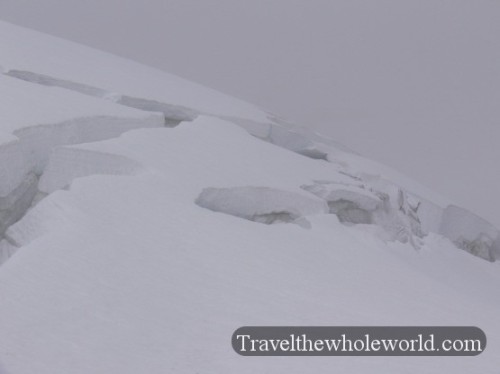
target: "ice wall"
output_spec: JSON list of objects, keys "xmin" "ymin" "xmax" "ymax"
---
[
  {"xmin": 440, "ymin": 205, "xmax": 499, "ymax": 261},
  {"xmin": 195, "ymin": 186, "xmax": 328, "ymax": 227}
]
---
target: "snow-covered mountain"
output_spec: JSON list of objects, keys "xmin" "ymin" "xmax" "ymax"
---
[{"xmin": 0, "ymin": 20, "xmax": 498, "ymax": 373}]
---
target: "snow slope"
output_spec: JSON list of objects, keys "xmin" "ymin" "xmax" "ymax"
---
[
  {"xmin": 0, "ymin": 21, "xmax": 454, "ymax": 210},
  {"xmin": 0, "ymin": 21, "xmax": 499, "ymax": 373},
  {"xmin": 0, "ymin": 74, "xmax": 162, "ymax": 241},
  {"xmin": 0, "ymin": 20, "xmax": 269, "ymax": 124}
]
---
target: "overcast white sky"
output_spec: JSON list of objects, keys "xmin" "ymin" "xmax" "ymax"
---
[{"xmin": 1, "ymin": 0, "xmax": 499, "ymax": 227}]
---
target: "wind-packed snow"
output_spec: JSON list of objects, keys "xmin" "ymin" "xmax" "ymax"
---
[
  {"xmin": 0, "ymin": 117, "xmax": 499, "ymax": 374},
  {"xmin": 0, "ymin": 21, "xmax": 499, "ymax": 374}
]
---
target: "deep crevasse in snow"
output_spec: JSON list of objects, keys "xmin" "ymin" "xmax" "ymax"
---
[
  {"xmin": 0, "ymin": 19, "xmax": 499, "ymax": 265},
  {"xmin": 1, "ymin": 67, "xmax": 500, "ymax": 263}
]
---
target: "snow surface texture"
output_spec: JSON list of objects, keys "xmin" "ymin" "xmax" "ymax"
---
[{"xmin": 0, "ymin": 21, "xmax": 499, "ymax": 374}]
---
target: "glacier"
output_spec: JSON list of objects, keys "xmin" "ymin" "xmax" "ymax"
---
[{"xmin": 0, "ymin": 20, "xmax": 499, "ymax": 374}]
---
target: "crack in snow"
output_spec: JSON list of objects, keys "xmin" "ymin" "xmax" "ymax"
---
[
  {"xmin": 2, "ymin": 68, "xmax": 499, "ymax": 263},
  {"xmin": 0, "ymin": 114, "xmax": 163, "ymax": 265},
  {"xmin": 3, "ymin": 69, "xmax": 195, "ymax": 126}
]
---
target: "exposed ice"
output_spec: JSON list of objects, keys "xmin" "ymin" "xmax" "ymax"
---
[
  {"xmin": 302, "ymin": 176, "xmax": 500, "ymax": 259},
  {"xmin": 225, "ymin": 116, "xmax": 333, "ymax": 161},
  {"xmin": 301, "ymin": 180, "xmax": 430, "ymax": 248},
  {"xmin": 439, "ymin": 205, "xmax": 499, "ymax": 262},
  {"xmin": 4, "ymin": 69, "xmax": 198, "ymax": 126},
  {"xmin": 301, "ymin": 182, "xmax": 381, "ymax": 224},
  {"xmin": 0, "ymin": 74, "xmax": 163, "ymax": 250},
  {"xmin": 38, "ymin": 148, "xmax": 144, "ymax": 195},
  {"xmin": 116, "ymin": 95, "xmax": 197, "ymax": 125},
  {"xmin": 5, "ymin": 69, "xmax": 109, "ymax": 97},
  {"xmin": 0, "ymin": 173, "xmax": 38, "ymax": 236},
  {"xmin": 195, "ymin": 186, "xmax": 328, "ymax": 226},
  {"xmin": 295, "ymin": 147, "xmax": 329, "ymax": 160}
]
